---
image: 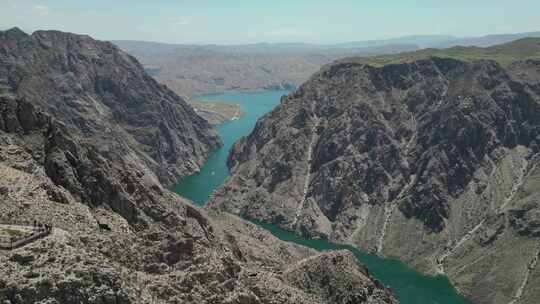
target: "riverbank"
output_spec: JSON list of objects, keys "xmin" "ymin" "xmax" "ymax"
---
[
  {"xmin": 171, "ymin": 90, "xmax": 474, "ymax": 304},
  {"xmin": 250, "ymin": 219, "xmax": 472, "ymax": 304},
  {"xmin": 190, "ymin": 100, "xmax": 244, "ymax": 125}
]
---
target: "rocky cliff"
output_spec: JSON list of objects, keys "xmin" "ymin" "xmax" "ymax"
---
[
  {"xmin": 0, "ymin": 27, "xmax": 221, "ymax": 187},
  {"xmin": 0, "ymin": 28, "xmax": 397, "ymax": 304},
  {"xmin": 208, "ymin": 47, "xmax": 540, "ymax": 303}
]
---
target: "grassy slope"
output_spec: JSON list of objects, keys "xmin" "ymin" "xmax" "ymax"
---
[{"xmin": 339, "ymin": 37, "xmax": 540, "ymax": 67}]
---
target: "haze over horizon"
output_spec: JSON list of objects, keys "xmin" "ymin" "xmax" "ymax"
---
[{"xmin": 2, "ymin": 0, "xmax": 540, "ymax": 45}]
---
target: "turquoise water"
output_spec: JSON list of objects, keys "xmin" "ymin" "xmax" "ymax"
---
[
  {"xmin": 254, "ymin": 220, "xmax": 473, "ymax": 304},
  {"xmin": 171, "ymin": 90, "xmax": 473, "ymax": 304},
  {"xmin": 171, "ymin": 90, "xmax": 288, "ymax": 204}
]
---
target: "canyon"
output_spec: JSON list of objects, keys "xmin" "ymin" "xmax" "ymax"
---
[
  {"xmin": 208, "ymin": 38, "xmax": 540, "ymax": 304},
  {"xmin": 0, "ymin": 28, "xmax": 397, "ymax": 304},
  {"xmin": 3, "ymin": 24, "xmax": 540, "ymax": 304}
]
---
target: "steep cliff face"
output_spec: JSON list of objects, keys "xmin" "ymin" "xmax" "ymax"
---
[
  {"xmin": 208, "ymin": 56, "xmax": 540, "ymax": 304},
  {"xmin": 0, "ymin": 28, "xmax": 397, "ymax": 304},
  {"xmin": 0, "ymin": 108, "xmax": 397, "ymax": 304},
  {"xmin": 0, "ymin": 27, "xmax": 221, "ymax": 187}
]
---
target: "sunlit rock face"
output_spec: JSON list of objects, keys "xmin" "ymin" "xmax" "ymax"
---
[
  {"xmin": 209, "ymin": 55, "xmax": 540, "ymax": 304},
  {"xmin": 0, "ymin": 28, "xmax": 398, "ymax": 304}
]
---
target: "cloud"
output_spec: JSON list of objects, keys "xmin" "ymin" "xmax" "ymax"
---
[{"xmin": 31, "ymin": 5, "xmax": 50, "ymax": 16}]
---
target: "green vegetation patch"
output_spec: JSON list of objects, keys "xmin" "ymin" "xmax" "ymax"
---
[{"xmin": 0, "ymin": 228, "xmax": 31, "ymax": 240}]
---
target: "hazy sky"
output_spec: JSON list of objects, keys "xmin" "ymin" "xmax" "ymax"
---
[{"xmin": 2, "ymin": 0, "xmax": 540, "ymax": 44}]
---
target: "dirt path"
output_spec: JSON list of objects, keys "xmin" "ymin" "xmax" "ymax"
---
[
  {"xmin": 436, "ymin": 153, "xmax": 538, "ymax": 275},
  {"xmin": 0, "ymin": 224, "xmax": 68, "ymax": 250},
  {"xmin": 499, "ymin": 158, "xmax": 529, "ymax": 212},
  {"xmin": 436, "ymin": 219, "xmax": 486, "ymax": 274},
  {"xmin": 376, "ymin": 203, "xmax": 396, "ymax": 254},
  {"xmin": 508, "ymin": 242, "xmax": 540, "ymax": 304},
  {"xmin": 292, "ymin": 104, "xmax": 320, "ymax": 229},
  {"xmin": 376, "ymin": 175, "xmax": 417, "ymax": 254}
]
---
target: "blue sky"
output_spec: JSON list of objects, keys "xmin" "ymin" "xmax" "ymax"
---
[{"xmin": 2, "ymin": 0, "xmax": 539, "ymax": 44}]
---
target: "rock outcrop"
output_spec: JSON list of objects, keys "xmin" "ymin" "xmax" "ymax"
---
[
  {"xmin": 208, "ymin": 53, "xmax": 540, "ymax": 304},
  {"xmin": 0, "ymin": 28, "xmax": 397, "ymax": 304},
  {"xmin": 1, "ymin": 27, "xmax": 222, "ymax": 187}
]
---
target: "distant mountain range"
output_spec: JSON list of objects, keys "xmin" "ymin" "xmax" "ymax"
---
[
  {"xmin": 112, "ymin": 31, "xmax": 540, "ymax": 97},
  {"xmin": 329, "ymin": 31, "xmax": 540, "ymax": 49},
  {"xmin": 435, "ymin": 31, "xmax": 540, "ymax": 48},
  {"xmin": 340, "ymin": 37, "xmax": 540, "ymax": 67},
  {"xmin": 113, "ymin": 40, "xmax": 419, "ymax": 56},
  {"xmin": 112, "ymin": 41, "xmax": 418, "ymax": 97},
  {"xmin": 113, "ymin": 31, "xmax": 540, "ymax": 55}
]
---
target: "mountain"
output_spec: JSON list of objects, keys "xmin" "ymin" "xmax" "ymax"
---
[
  {"xmin": 339, "ymin": 37, "xmax": 540, "ymax": 67},
  {"xmin": 113, "ymin": 31, "xmax": 540, "ymax": 98},
  {"xmin": 332, "ymin": 35, "xmax": 456, "ymax": 49},
  {"xmin": 113, "ymin": 31, "xmax": 540, "ymax": 55},
  {"xmin": 333, "ymin": 32, "xmax": 540, "ymax": 49},
  {"xmin": 113, "ymin": 40, "xmax": 419, "ymax": 56},
  {"xmin": 0, "ymin": 28, "xmax": 397, "ymax": 304},
  {"xmin": 436, "ymin": 31, "xmax": 540, "ymax": 48},
  {"xmin": 0, "ymin": 27, "xmax": 221, "ymax": 187},
  {"xmin": 113, "ymin": 40, "xmax": 419, "ymax": 97},
  {"xmin": 208, "ymin": 39, "xmax": 540, "ymax": 304}
]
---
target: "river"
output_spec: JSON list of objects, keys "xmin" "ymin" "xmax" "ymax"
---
[{"xmin": 172, "ymin": 90, "xmax": 473, "ymax": 304}]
